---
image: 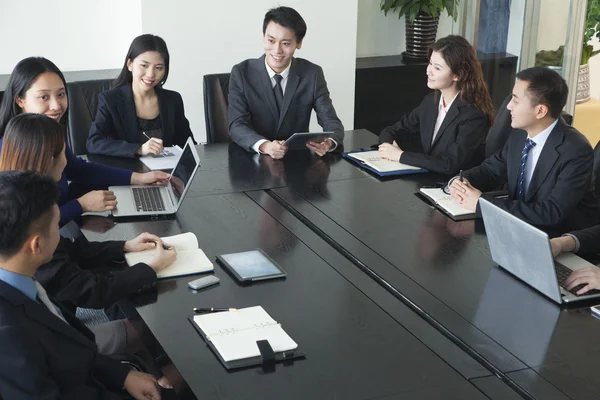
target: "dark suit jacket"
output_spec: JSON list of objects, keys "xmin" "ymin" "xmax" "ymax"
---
[
  {"xmin": 464, "ymin": 119, "xmax": 598, "ymax": 232},
  {"xmin": 34, "ymin": 237, "xmax": 157, "ymax": 313},
  {"xmin": 0, "ymin": 281, "xmax": 130, "ymax": 399},
  {"xmin": 569, "ymin": 225, "xmax": 600, "ymax": 254},
  {"xmin": 228, "ymin": 55, "xmax": 344, "ymax": 152},
  {"xmin": 87, "ymin": 85, "xmax": 195, "ymax": 158},
  {"xmin": 379, "ymin": 92, "xmax": 489, "ymax": 175}
]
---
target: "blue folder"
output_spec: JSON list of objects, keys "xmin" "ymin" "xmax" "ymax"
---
[{"xmin": 342, "ymin": 148, "xmax": 428, "ymax": 177}]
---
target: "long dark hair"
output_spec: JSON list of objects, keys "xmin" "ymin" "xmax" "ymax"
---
[
  {"xmin": 0, "ymin": 113, "xmax": 65, "ymax": 175},
  {"xmin": 113, "ymin": 34, "xmax": 170, "ymax": 88},
  {"xmin": 0, "ymin": 57, "xmax": 68, "ymax": 137},
  {"xmin": 428, "ymin": 35, "xmax": 495, "ymax": 124}
]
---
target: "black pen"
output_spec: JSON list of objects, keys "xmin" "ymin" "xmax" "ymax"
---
[
  {"xmin": 459, "ymin": 169, "xmax": 464, "ymax": 183},
  {"xmin": 194, "ymin": 307, "xmax": 237, "ymax": 313}
]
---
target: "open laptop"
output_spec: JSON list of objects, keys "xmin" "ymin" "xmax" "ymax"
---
[
  {"xmin": 109, "ymin": 137, "xmax": 200, "ymax": 217},
  {"xmin": 479, "ymin": 198, "xmax": 600, "ymax": 304}
]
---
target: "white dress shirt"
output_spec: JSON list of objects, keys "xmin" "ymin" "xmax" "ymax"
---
[
  {"xmin": 431, "ymin": 92, "xmax": 459, "ymax": 144},
  {"xmin": 522, "ymin": 119, "xmax": 558, "ymax": 194}
]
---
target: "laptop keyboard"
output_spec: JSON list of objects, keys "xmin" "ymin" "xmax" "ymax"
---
[
  {"xmin": 132, "ymin": 187, "xmax": 166, "ymax": 212},
  {"xmin": 555, "ymin": 262, "xmax": 600, "ymax": 296}
]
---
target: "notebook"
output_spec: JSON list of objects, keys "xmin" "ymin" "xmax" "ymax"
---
[
  {"xmin": 419, "ymin": 188, "xmax": 476, "ymax": 219},
  {"xmin": 192, "ymin": 306, "xmax": 298, "ymax": 363},
  {"xmin": 343, "ymin": 150, "xmax": 427, "ymax": 176},
  {"xmin": 124, "ymin": 232, "xmax": 213, "ymax": 279},
  {"xmin": 139, "ymin": 146, "xmax": 183, "ymax": 170}
]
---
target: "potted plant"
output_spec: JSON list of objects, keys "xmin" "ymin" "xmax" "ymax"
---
[
  {"xmin": 380, "ymin": 0, "xmax": 460, "ymax": 60},
  {"xmin": 577, "ymin": 0, "xmax": 600, "ymax": 102}
]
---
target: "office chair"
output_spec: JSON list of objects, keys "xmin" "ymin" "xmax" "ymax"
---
[
  {"xmin": 485, "ymin": 95, "xmax": 512, "ymax": 158},
  {"xmin": 66, "ymin": 79, "xmax": 113, "ymax": 155},
  {"xmin": 203, "ymin": 73, "xmax": 231, "ymax": 143}
]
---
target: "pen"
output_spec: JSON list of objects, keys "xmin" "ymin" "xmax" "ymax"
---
[
  {"xmin": 193, "ymin": 307, "xmax": 237, "ymax": 313},
  {"xmin": 152, "ymin": 240, "xmax": 172, "ymax": 250},
  {"xmin": 142, "ymin": 131, "xmax": 152, "ymax": 141},
  {"xmin": 459, "ymin": 169, "xmax": 464, "ymax": 182}
]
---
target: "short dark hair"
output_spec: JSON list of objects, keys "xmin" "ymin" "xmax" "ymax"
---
[
  {"xmin": 114, "ymin": 34, "xmax": 170, "ymax": 88},
  {"xmin": 0, "ymin": 171, "xmax": 58, "ymax": 259},
  {"xmin": 515, "ymin": 67, "xmax": 568, "ymax": 118},
  {"xmin": 263, "ymin": 6, "xmax": 307, "ymax": 42},
  {"xmin": 0, "ymin": 57, "xmax": 68, "ymax": 137}
]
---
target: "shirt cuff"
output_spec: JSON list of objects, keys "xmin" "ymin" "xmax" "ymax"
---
[
  {"xmin": 563, "ymin": 233, "xmax": 580, "ymax": 253},
  {"xmin": 252, "ymin": 139, "xmax": 269, "ymax": 154},
  {"xmin": 327, "ymin": 138, "xmax": 338, "ymax": 152}
]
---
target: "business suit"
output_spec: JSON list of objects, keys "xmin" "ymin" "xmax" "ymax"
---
[
  {"xmin": 464, "ymin": 119, "xmax": 598, "ymax": 232},
  {"xmin": 228, "ymin": 55, "xmax": 344, "ymax": 152},
  {"xmin": 567, "ymin": 225, "xmax": 600, "ymax": 254},
  {"xmin": 0, "ymin": 280, "xmax": 130, "ymax": 399},
  {"xmin": 379, "ymin": 92, "xmax": 490, "ymax": 175},
  {"xmin": 87, "ymin": 85, "xmax": 195, "ymax": 158}
]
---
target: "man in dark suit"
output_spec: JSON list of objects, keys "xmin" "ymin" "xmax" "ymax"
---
[
  {"xmin": 228, "ymin": 6, "xmax": 344, "ymax": 159},
  {"xmin": 450, "ymin": 67, "xmax": 598, "ymax": 232},
  {"xmin": 0, "ymin": 171, "xmax": 161, "ymax": 399}
]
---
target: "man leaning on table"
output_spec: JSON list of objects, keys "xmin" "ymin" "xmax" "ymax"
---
[{"xmin": 228, "ymin": 6, "xmax": 344, "ymax": 159}]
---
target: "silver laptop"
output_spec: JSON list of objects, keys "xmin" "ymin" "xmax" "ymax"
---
[
  {"xmin": 480, "ymin": 198, "xmax": 600, "ymax": 304},
  {"xmin": 109, "ymin": 137, "xmax": 200, "ymax": 217}
]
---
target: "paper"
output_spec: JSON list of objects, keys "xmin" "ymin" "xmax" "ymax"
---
[
  {"xmin": 347, "ymin": 150, "xmax": 422, "ymax": 172},
  {"xmin": 139, "ymin": 146, "xmax": 182, "ymax": 170},
  {"xmin": 193, "ymin": 306, "xmax": 298, "ymax": 362},
  {"xmin": 124, "ymin": 232, "xmax": 213, "ymax": 279},
  {"xmin": 419, "ymin": 188, "xmax": 474, "ymax": 217}
]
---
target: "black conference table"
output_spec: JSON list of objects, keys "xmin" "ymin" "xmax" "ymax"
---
[{"xmin": 80, "ymin": 130, "xmax": 598, "ymax": 399}]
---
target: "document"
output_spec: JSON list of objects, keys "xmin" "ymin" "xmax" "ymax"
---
[
  {"xmin": 125, "ymin": 232, "xmax": 213, "ymax": 279},
  {"xmin": 139, "ymin": 146, "xmax": 182, "ymax": 170},
  {"xmin": 192, "ymin": 306, "xmax": 298, "ymax": 362},
  {"xmin": 346, "ymin": 150, "xmax": 422, "ymax": 173},
  {"xmin": 419, "ymin": 188, "xmax": 475, "ymax": 217}
]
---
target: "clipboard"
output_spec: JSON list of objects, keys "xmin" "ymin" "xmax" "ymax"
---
[{"xmin": 342, "ymin": 148, "xmax": 428, "ymax": 177}]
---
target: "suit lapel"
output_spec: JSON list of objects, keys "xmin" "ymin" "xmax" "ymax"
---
[
  {"xmin": 278, "ymin": 62, "xmax": 300, "ymax": 130},
  {"xmin": 525, "ymin": 122, "xmax": 564, "ymax": 201},
  {"xmin": 156, "ymin": 88, "xmax": 173, "ymax": 144},
  {"xmin": 255, "ymin": 55, "xmax": 280, "ymax": 122},
  {"xmin": 422, "ymin": 95, "xmax": 439, "ymax": 153},
  {"xmin": 117, "ymin": 86, "xmax": 140, "ymax": 142},
  {"xmin": 431, "ymin": 95, "xmax": 461, "ymax": 149},
  {"xmin": 507, "ymin": 131, "xmax": 527, "ymax": 196}
]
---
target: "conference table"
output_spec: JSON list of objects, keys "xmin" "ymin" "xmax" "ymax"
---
[{"xmin": 82, "ymin": 130, "xmax": 600, "ymax": 400}]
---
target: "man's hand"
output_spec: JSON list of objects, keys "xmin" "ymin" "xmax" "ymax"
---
[
  {"xmin": 306, "ymin": 139, "xmax": 333, "ymax": 156},
  {"xmin": 131, "ymin": 171, "xmax": 170, "ymax": 185},
  {"xmin": 124, "ymin": 232, "xmax": 163, "ymax": 253},
  {"xmin": 259, "ymin": 140, "xmax": 288, "ymax": 159},
  {"xmin": 77, "ymin": 190, "xmax": 117, "ymax": 212},
  {"xmin": 123, "ymin": 370, "xmax": 161, "ymax": 400},
  {"xmin": 378, "ymin": 141, "xmax": 403, "ymax": 162},
  {"xmin": 137, "ymin": 138, "xmax": 164, "ymax": 156},
  {"xmin": 565, "ymin": 266, "xmax": 600, "ymax": 295},
  {"xmin": 449, "ymin": 178, "xmax": 481, "ymax": 212},
  {"xmin": 549, "ymin": 236, "xmax": 577, "ymax": 258}
]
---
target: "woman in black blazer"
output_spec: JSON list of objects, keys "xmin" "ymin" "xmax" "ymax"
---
[
  {"xmin": 378, "ymin": 35, "xmax": 494, "ymax": 175},
  {"xmin": 87, "ymin": 34, "xmax": 195, "ymax": 158}
]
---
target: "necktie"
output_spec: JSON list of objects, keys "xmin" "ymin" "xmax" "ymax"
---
[
  {"xmin": 517, "ymin": 138, "xmax": 536, "ymax": 200},
  {"xmin": 35, "ymin": 281, "xmax": 67, "ymax": 323},
  {"xmin": 273, "ymin": 74, "xmax": 284, "ymax": 114}
]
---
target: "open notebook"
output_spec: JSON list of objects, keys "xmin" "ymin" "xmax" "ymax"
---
[
  {"xmin": 344, "ymin": 150, "xmax": 426, "ymax": 176},
  {"xmin": 139, "ymin": 146, "xmax": 182, "ymax": 170},
  {"xmin": 192, "ymin": 306, "xmax": 298, "ymax": 363},
  {"xmin": 419, "ymin": 188, "xmax": 475, "ymax": 219},
  {"xmin": 124, "ymin": 232, "xmax": 213, "ymax": 279}
]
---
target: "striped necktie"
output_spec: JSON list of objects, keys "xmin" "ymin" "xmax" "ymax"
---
[
  {"xmin": 517, "ymin": 138, "xmax": 536, "ymax": 200},
  {"xmin": 35, "ymin": 281, "xmax": 67, "ymax": 323}
]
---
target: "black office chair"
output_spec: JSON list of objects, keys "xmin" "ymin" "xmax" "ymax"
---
[
  {"xmin": 203, "ymin": 73, "xmax": 231, "ymax": 144},
  {"xmin": 66, "ymin": 79, "xmax": 113, "ymax": 155},
  {"xmin": 485, "ymin": 95, "xmax": 512, "ymax": 158},
  {"xmin": 592, "ymin": 140, "xmax": 600, "ymax": 198}
]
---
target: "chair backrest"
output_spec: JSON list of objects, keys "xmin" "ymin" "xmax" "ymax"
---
[
  {"xmin": 593, "ymin": 140, "xmax": 600, "ymax": 198},
  {"xmin": 203, "ymin": 73, "xmax": 231, "ymax": 143},
  {"xmin": 485, "ymin": 94, "xmax": 512, "ymax": 158},
  {"xmin": 66, "ymin": 79, "xmax": 113, "ymax": 155}
]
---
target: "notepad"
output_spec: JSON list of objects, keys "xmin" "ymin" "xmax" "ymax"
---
[
  {"xmin": 139, "ymin": 146, "xmax": 182, "ymax": 170},
  {"xmin": 192, "ymin": 306, "xmax": 298, "ymax": 362},
  {"xmin": 124, "ymin": 232, "xmax": 213, "ymax": 279},
  {"xmin": 419, "ymin": 188, "xmax": 475, "ymax": 217},
  {"xmin": 346, "ymin": 150, "xmax": 423, "ymax": 173}
]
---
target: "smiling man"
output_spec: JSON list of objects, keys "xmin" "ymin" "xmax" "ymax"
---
[
  {"xmin": 228, "ymin": 6, "xmax": 344, "ymax": 159},
  {"xmin": 449, "ymin": 67, "xmax": 598, "ymax": 232}
]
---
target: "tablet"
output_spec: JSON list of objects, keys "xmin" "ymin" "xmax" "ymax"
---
[
  {"xmin": 283, "ymin": 132, "xmax": 333, "ymax": 150},
  {"xmin": 216, "ymin": 249, "xmax": 287, "ymax": 282}
]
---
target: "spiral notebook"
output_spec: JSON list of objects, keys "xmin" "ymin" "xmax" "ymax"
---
[{"xmin": 189, "ymin": 306, "xmax": 302, "ymax": 369}]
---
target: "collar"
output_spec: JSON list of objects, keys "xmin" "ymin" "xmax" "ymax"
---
[
  {"xmin": 265, "ymin": 57, "xmax": 292, "ymax": 80},
  {"xmin": 0, "ymin": 267, "xmax": 37, "ymax": 301},
  {"xmin": 439, "ymin": 92, "xmax": 460, "ymax": 112},
  {"xmin": 528, "ymin": 119, "xmax": 558, "ymax": 146}
]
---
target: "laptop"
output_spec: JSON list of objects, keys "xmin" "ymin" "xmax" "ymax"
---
[
  {"xmin": 479, "ymin": 198, "xmax": 600, "ymax": 304},
  {"xmin": 109, "ymin": 137, "xmax": 200, "ymax": 217}
]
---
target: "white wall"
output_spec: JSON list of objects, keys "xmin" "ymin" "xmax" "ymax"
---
[
  {"xmin": 356, "ymin": 0, "xmax": 456, "ymax": 57},
  {"xmin": 142, "ymin": 0, "xmax": 358, "ymax": 143},
  {"xmin": 536, "ymin": 0, "xmax": 569, "ymax": 52},
  {"xmin": 0, "ymin": 0, "xmax": 141, "ymax": 74}
]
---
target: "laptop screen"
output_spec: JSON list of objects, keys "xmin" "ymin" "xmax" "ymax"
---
[{"xmin": 169, "ymin": 144, "xmax": 197, "ymax": 204}]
